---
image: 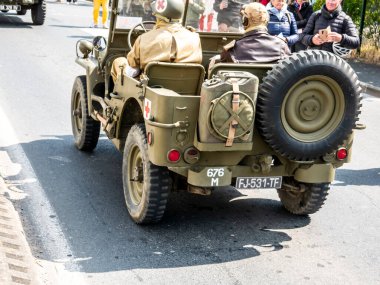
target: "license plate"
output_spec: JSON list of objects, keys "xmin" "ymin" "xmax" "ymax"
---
[
  {"xmin": 235, "ymin": 176, "xmax": 282, "ymax": 190},
  {"xmin": 0, "ymin": 5, "xmax": 20, "ymax": 11}
]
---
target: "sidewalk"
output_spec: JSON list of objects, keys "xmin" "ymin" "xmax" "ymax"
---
[
  {"xmin": 348, "ymin": 59, "xmax": 380, "ymax": 97},
  {"xmin": 0, "ymin": 177, "xmax": 40, "ymax": 285}
]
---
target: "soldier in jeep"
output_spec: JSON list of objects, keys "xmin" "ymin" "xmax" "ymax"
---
[
  {"xmin": 111, "ymin": 0, "xmax": 203, "ymax": 82},
  {"xmin": 220, "ymin": 2, "xmax": 290, "ymax": 63}
]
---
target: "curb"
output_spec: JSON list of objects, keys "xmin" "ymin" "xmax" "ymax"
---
[
  {"xmin": 0, "ymin": 177, "xmax": 41, "ymax": 285},
  {"xmin": 360, "ymin": 82, "xmax": 380, "ymax": 98}
]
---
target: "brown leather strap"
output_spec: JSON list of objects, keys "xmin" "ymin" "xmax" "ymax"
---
[{"xmin": 226, "ymin": 80, "xmax": 240, "ymax": 147}]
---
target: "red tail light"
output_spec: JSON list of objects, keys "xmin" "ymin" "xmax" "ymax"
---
[
  {"xmin": 336, "ymin": 148, "xmax": 347, "ymax": 160},
  {"xmin": 167, "ymin": 149, "xmax": 181, "ymax": 163}
]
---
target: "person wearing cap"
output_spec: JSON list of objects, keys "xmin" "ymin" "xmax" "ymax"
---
[
  {"xmin": 111, "ymin": 0, "xmax": 202, "ymax": 82},
  {"xmin": 220, "ymin": 2, "xmax": 290, "ymax": 63}
]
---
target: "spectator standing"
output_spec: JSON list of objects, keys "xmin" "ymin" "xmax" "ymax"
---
[
  {"xmin": 287, "ymin": 0, "xmax": 313, "ymax": 51},
  {"xmin": 199, "ymin": 0, "xmax": 215, "ymax": 31},
  {"xmin": 92, "ymin": 0, "xmax": 110, "ymax": 28},
  {"xmin": 300, "ymin": 0, "xmax": 359, "ymax": 54},
  {"xmin": 186, "ymin": 0, "xmax": 206, "ymax": 29},
  {"xmin": 267, "ymin": 0, "xmax": 299, "ymax": 46},
  {"xmin": 287, "ymin": 0, "xmax": 313, "ymax": 31},
  {"xmin": 220, "ymin": 2, "xmax": 290, "ymax": 63},
  {"xmin": 213, "ymin": 0, "xmax": 243, "ymax": 32}
]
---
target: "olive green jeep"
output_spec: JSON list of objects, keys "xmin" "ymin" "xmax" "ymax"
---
[
  {"xmin": 71, "ymin": 0, "xmax": 363, "ymax": 224},
  {"xmin": 0, "ymin": 0, "xmax": 46, "ymax": 25}
]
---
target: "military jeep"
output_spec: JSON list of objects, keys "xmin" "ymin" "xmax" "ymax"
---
[
  {"xmin": 71, "ymin": 0, "xmax": 363, "ymax": 224},
  {"xmin": 0, "ymin": 0, "xmax": 46, "ymax": 25}
]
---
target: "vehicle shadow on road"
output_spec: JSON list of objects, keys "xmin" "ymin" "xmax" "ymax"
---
[
  {"xmin": 1, "ymin": 135, "xmax": 311, "ymax": 273},
  {"xmin": 335, "ymin": 168, "xmax": 380, "ymax": 186},
  {"xmin": 0, "ymin": 13, "xmax": 34, "ymax": 28}
]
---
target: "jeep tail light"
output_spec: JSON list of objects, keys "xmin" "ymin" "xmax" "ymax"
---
[
  {"xmin": 167, "ymin": 149, "xmax": 181, "ymax": 163},
  {"xmin": 336, "ymin": 148, "xmax": 347, "ymax": 160}
]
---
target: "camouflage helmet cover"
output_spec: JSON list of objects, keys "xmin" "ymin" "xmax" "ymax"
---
[{"xmin": 151, "ymin": 0, "xmax": 184, "ymax": 21}]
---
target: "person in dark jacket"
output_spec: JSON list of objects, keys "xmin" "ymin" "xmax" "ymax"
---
[
  {"xmin": 287, "ymin": 0, "xmax": 313, "ymax": 51},
  {"xmin": 266, "ymin": 0, "xmax": 299, "ymax": 47},
  {"xmin": 287, "ymin": 0, "xmax": 313, "ymax": 30},
  {"xmin": 220, "ymin": 2, "xmax": 290, "ymax": 63},
  {"xmin": 213, "ymin": 0, "xmax": 243, "ymax": 32},
  {"xmin": 300, "ymin": 0, "xmax": 359, "ymax": 54}
]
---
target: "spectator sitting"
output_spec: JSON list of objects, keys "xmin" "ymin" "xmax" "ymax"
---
[
  {"xmin": 267, "ymin": 0, "xmax": 299, "ymax": 47},
  {"xmin": 219, "ymin": 2, "xmax": 290, "ymax": 63},
  {"xmin": 299, "ymin": 0, "xmax": 359, "ymax": 54},
  {"xmin": 111, "ymin": 0, "xmax": 203, "ymax": 82}
]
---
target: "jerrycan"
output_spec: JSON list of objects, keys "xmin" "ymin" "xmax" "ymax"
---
[{"xmin": 198, "ymin": 71, "xmax": 259, "ymax": 144}]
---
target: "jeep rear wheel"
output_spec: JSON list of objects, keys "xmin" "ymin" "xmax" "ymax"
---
[
  {"xmin": 257, "ymin": 50, "xmax": 362, "ymax": 161},
  {"xmin": 17, "ymin": 7, "xmax": 27, "ymax": 15},
  {"xmin": 31, "ymin": 0, "xmax": 46, "ymax": 25},
  {"xmin": 71, "ymin": 76, "xmax": 100, "ymax": 151},
  {"xmin": 277, "ymin": 178, "xmax": 329, "ymax": 215},
  {"xmin": 123, "ymin": 124, "xmax": 170, "ymax": 224}
]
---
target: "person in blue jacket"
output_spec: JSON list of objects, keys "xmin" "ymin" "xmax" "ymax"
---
[{"xmin": 266, "ymin": 0, "xmax": 299, "ymax": 47}]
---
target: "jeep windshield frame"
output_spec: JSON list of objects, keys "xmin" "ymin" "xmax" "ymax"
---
[{"xmin": 102, "ymin": 0, "xmax": 246, "ymax": 70}]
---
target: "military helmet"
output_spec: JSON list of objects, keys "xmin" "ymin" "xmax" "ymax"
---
[
  {"xmin": 151, "ymin": 0, "xmax": 184, "ymax": 21},
  {"xmin": 241, "ymin": 2, "xmax": 269, "ymax": 30}
]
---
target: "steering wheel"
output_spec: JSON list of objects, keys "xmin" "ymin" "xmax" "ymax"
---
[{"xmin": 128, "ymin": 21, "xmax": 156, "ymax": 50}]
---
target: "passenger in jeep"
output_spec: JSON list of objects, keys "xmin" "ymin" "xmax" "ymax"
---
[
  {"xmin": 111, "ymin": 0, "xmax": 202, "ymax": 82},
  {"xmin": 220, "ymin": 2, "xmax": 290, "ymax": 63}
]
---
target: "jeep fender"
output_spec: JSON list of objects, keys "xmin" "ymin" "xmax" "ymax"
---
[{"xmin": 75, "ymin": 58, "xmax": 104, "ymax": 115}]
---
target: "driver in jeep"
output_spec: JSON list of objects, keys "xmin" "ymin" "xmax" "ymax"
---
[{"xmin": 111, "ymin": 0, "xmax": 203, "ymax": 82}]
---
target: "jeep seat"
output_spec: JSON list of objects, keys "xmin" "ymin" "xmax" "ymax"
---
[{"xmin": 144, "ymin": 62, "xmax": 205, "ymax": 95}]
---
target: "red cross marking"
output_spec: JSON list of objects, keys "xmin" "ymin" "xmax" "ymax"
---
[
  {"xmin": 157, "ymin": 0, "xmax": 165, "ymax": 10},
  {"xmin": 144, "ymin": 100, "xmax": 151, "ymax": 119}
]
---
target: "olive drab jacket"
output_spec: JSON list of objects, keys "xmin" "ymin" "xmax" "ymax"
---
[{"xmin": 127, "ymin": 20, "xmax": 203, "ymax": 70}]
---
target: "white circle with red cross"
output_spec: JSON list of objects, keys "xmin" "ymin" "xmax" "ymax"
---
[{"xmin": 155, "ymin": 0, "xmax": 167, "ymax": 13}]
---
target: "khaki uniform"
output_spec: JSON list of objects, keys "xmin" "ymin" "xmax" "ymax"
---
[
  {"xmin": 127, "ymin": 20, "xmax": 203, "ymax": 69},
  {"xmin": 111, "ymin": 20, "xmax": 202, "ymax": 82}
]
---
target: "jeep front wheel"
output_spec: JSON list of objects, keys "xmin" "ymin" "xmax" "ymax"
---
[
  {"xmin": 277, "ymin": 178, "xmax": 329, "ymax": 215},
  {"xmin": 71, "ymin": 76, "xmax": 100, "ymax": 151},
  {"xmin": 123, "ymin": 124, "xmax": 170, "ymax": 224},
  {"xmin": 257, "ymin": 50, "xmax": 362, "ymax": 161},
  {"xmin": 31, "ymin": 0, "xmax": 46, "ymax": 25}
]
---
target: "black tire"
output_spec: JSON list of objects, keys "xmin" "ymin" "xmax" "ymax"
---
[
  {"xmin": 17, "ymin": 7, "xmax": 27, "ymax": 15},
  {"xmin": 1, "ymin": 10, "xmax": 9, "ymax": 13},
  {"xmin": 71, "ymin": 76, "xmax": 100, "ymax": 151},
  {"xmin": 257, "ymin": 50, "xmax": 362, "ymax": 161},
  {"xmin": 123, "ymin": 124, "xmax": 170, "ymax": 224},
  {"xmin": 277, "ymin": 178, "xmax": 329, "ymax": 215},
  {"xmin": 31, "ymin": 0, "xmax": 46, "ymax": 25}
]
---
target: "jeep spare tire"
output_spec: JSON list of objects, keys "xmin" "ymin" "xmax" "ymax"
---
[{"xmin": 256, "ymin": 50, "xmax": 362, "ymax": 161}]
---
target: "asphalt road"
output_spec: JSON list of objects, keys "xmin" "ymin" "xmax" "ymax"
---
[{"xmin": 1, "ymin": 2, "xmax": 380, "ymax": 284}]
